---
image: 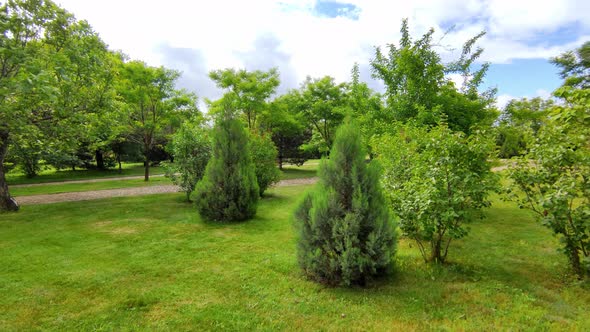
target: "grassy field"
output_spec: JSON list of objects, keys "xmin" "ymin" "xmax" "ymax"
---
[
  {"xmin": 6, "ymin": 163, "xmax": 166, "ymax": 186},
  {"xmin": 8, "ymin": 161, "xmax": 319, "ymax": 197},
  {"xmin": 10, "ymin": 177, "xmax": 173, "ymax": 197},
  {"xmin": 1, "ymin": 186, "xmax": 588, "ymax": 330}
]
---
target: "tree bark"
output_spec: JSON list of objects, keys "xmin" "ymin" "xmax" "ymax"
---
[
  {"xmin": 0, "ymin": 131, "xmax": 19, "ymax": 212},
  {"xmin": 95, "ymin": 149, "xmax": 105, "ymax": 170},
  {"xmin": 144, "ymin": 155, "xmax": 150, "ymax": 181}
]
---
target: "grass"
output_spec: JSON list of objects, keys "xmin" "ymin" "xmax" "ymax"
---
[
  {"xmin": 1, "ymin": 187, "xmax": 588, "ymax": 330},
  {"xmin": 7, "ymin": 160, "xmax": 318, "ymax": 198},
  {"xmin": 6, "ymin": 163, "xmax": 166, "ymax": 186},
  {"xmin": 10, "ymin": 177, "xmax": 173, "ymax": 197},
  {"xmin": 279, "ymin": 160, "xmax": 319, "ymax": 180}
]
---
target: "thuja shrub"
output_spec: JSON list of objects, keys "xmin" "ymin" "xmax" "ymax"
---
[
  {"xmin": 294, "ymin": 120, "xmax": 396, "ymax": 286},
  {"xmin": 194, "ymin": 114, "xmax": 259, "ymax": 221}
]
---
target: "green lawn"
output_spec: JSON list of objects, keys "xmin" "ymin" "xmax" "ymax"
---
[
  {"xmin": 1, "ymin": 187, "xmax": 588, "ymax": 330},
  {"xmin": 7, "ymin": 161, "xmax": 318, "ymax": 198},
  {"xmin": 10, "ymin": 176, "xmax": 173, "ymax": 197},
  {"xmin": 6, "ymin": 163, "xmax": 166, "ymax": 186}
]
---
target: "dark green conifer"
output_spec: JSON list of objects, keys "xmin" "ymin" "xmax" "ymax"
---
[
  {"xmin": 295, "ymin": 120, "xmax": 396, "ymax": 286},
  {"xmin": 195, "ymin": 113, "xmax": 259, "ymax": 221}
]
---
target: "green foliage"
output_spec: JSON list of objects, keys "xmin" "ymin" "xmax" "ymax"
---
[
  {"xmin": 508, "ymin": 80, "xmax": 589, "ymax": 278},
  {"xmin": 495, "ymin": 125, "xmax": 527, "ymax": 159},
  {"xmin": 297, "ymin": 76, "xmax": 348, "ymax": 154},
  {"xmin": 248, "ymin": 132, "xmax": 280, "ymax": 196},
  {"xmin": 374, "ymin": 123, "xmax": 497, "ymax": 263},
  {"xmin": 370, "ymin": 19, "xmax": 496, "ymax": 134},
  {"xmin": 550, "ymin": 41, "xmax": 590, "ymax": 90},
  {"xmin": 208, "ymin": 68, "xmax": 280, "ymax": 130},
  {"xmin": 164, "ymin": 121, "xmax": 211, "ymax": 201},
  {"xmin": 262, "ymin": 93, "xmax": 311, "ymax": 169},
  {"xmin": 194, "ymin": 113, "xmax": 259, "ymax": 221},
  {"xmin": 294, "ymin": 120, "xmax": 396, "ymax": 286},
  {"xmin": 117, "ymin": 60, "xmax": 198, "ymax": 181}
]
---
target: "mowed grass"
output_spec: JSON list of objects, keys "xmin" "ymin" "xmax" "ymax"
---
[
  {"xmin": 10, "ymin": 176, "xmax": 173, "ymax": 197},
  {"xmin": 8, "ymin": 161, "xmax": 318, "ymax": 198},
  {"xmin": 6, "ymin": 163, "xmax": 166, "ymax": 186},
  {"xmin": 1, "ymin": 187, "xmax": 589, "ymax": 330}
]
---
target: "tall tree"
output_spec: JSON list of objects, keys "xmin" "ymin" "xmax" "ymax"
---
[
  {"xmin": 371, "ymin": 19, "xmax": 496, "ymax": 134},
  {"xmin": 0, "ymin": 0, "xmax": 112, "ymax": 211},
  {"xmin": 261, "ymin": 93, "xmax": 310, "ymax": 169},
  {"xmin": 117, "ymin": 60, "xmax": 197, "ymax": 181},
  {"xmin": 195, "ymin": 111, "xmax": 259, "ymax": 221},
  {"xmin": 297, "ymin": 76, "xmax": 348, "ymax": 154},
  {"xmin": 295, "ymin": 120, "xmax": 396, "ymax": 286},
  {"xmin": 209, "ymin": 68, "xmax": 280, "ymax": 130}
]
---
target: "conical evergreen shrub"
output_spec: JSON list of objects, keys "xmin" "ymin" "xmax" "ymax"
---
[
  {"xmin": 294, "ymin": 120, "xmax": 396, "ymax": 286},
  {"xmin": 195, "ymin": 113, "xmax": 259, "ymax": 221}
]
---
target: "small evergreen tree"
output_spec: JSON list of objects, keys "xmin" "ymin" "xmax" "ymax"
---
[
  {"xmin": 194, "ymin": 113, "xmax": 259, "ymax": 221},
  {"xmin": 249, "ymin": 132, "xmax": 281, "ymax": 196},
  {"xmin": 294, "ymin": 120, "xmax": 396, "ymax": 286}
]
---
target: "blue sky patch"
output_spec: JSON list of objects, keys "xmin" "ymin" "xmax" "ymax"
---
[
  {"xmin": 483, "ymin": 58, "xmax": 561, "ymax": 97},
  {"xmin": 314, "ymin": 1, "xmax": 360, "ymax": 20}
]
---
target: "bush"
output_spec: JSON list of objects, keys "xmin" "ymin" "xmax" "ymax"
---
[
  {"xmin": 249, "ymin": 132, "xmax": 280, "ymax": 196},
  {"xmin": 374, "ymin": 123, "xmax": 497, "ymax": 264},
  {"xmin": 194, "ymin": 114, "xmax": 259, "ymax": 221},
  {"xmin": 508, "ymin": 89, "xmax": 589, "ymax": 278},
  {"xmin": 165, "ymin": 121, "xmax": 211, "ymax": 201},
  {"xmin": 294, "ymin": 120, "xmax": 396, "ymax": 286}
]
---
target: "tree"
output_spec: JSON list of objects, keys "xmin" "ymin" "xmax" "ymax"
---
[
  {"xmin": 209, "ymin": 68, "xmax": 280, "ymax": 130},
  {"xmin": 509, "ymin": 43, "xmax": 590, "ymax": 278},
  {"xmin": 194, "ymin": 112, "xmax": 259, "ymax": 221},
  {"xmin": 294, "ymin": 120, "xmax": 396, "ymax": 286},
  {"xmin": 370, "ymin": 19, "xmax": 496, "ymax": 134},
  {"xmin": 117, "ymin": 60, "xmax": 197, "ymax": 181},
  {"xmin": 262, "ymin": 93, "xmax": 311, "ymax": 169},
  {"xmin": 374, "ymin": 123, "xmax": 497, "ymax": 263},
  {"xmin": 249, "ymin": 132, "xmax": 280, "ymax": 196},
  {"xmin": 164, "ymin": 120, "xmax": 211, "ymax": 202},
  {"xmin": 297, "ymin": 76, "xmax": 348, "ymax": 155},
  {"xmin": 347, "ymin": 63, "xmax": 387, "ymax": 155},
  {"xmin": 0, "ymin": 0, "xmax": 113, "ymax": 211}
]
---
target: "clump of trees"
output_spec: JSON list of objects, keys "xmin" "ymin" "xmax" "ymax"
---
[
  {"xmin": 508, "ymin": 42, "xmax": 590, "ymax": 278},
  {"xmin": 374, "ymin": 123, "xmax": 497, "ymax": 263},
  {"xmin": 295, "ymin": 120, "xmax": 396, "ymax": 286},
  {"xmin": 194, "ymin": 112, "xmax": 259, "ymax": 221}
]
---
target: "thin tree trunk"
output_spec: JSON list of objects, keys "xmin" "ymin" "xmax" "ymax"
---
[
  {"xmin": 144, "ymin": 155, "xmax": 150, "ymax": 181},
  {"xmin": 0, "ymin": 131, "xmax": 19, "ymax": 212},
  {"xmin": 95, "ymin": 149, "xmax": 105, "ymax": 170},
  {"xmin": 117, "ymin": 154, "xmax": 122, "ymax": 174},
  {"xmin": 567, "ymin": 240, "xmax": 583, "ymax": 278}
]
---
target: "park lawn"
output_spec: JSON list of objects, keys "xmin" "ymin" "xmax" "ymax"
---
[
  {"xmin": 6, "ymin": 163, "xmax": 166, "ymax": 186},
  {"xmin": 279, "ymin": 159, "xmax": 319, "ymax": 180},
  {"xmin": 10, "ymin": 176, "xmax": 173, "ymax": 197},
  {"xmin": 1, "ymin": 187, "xmax": 589, "ymax": 331}
]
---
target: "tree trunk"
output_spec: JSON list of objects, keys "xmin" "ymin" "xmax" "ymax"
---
[
  {"xmin": 117, "ymin": 154, "xmax": 122, "ymax": 174},
  {"xmin": 0, "ymin": 131, "xmax": 19, "ymax": 212},
  {"xmin": 278, "ymin": 155, "xmax": 283, "ymax": 170},
  {"xmin": 144, "ymin": 155, "xmax": 150, "ymax": 181},
  {"xmin": 567, "ymin": 241, "xmax": 583, "ymax": 278},
  {"xmin": 95, "ymin": 149, "xmax": 105, "ymax": 170}
]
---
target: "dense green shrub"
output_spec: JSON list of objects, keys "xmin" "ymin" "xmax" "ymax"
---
[
  {"xmin": 249, "ymin": 132, "xmax": 280, "ymax": 196},
  {"xmin": 194, "ymin": 114, "xmax": 259, "ymax": 221},
  {"xmin": 294, "ymin": 120, "xmax": 396, "ymax": 286},
  {"xmin": 374, "ymin": 123, "xmax": 497, "ymax": 264},
  {"xmin": 164, "ymin": 121, "xmax": 211, "ymax": 201}
]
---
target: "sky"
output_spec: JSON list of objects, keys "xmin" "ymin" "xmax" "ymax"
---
[{"xmin": 56, "ymin": 0, "xmax": 590, "ymax": 109}]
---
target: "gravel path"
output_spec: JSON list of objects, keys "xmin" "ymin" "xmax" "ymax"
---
[
  {"xmin": 15, "ymin": 177, "xmax": 318, "ymax": 205},
  {"xmin": 11, "ymin": 174, "xmax": 166, "ymax": 188}
]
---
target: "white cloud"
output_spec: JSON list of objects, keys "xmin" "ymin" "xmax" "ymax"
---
[{"xmin": 55, "ymin": 0, "xmax": 589, "ymax": 100}]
